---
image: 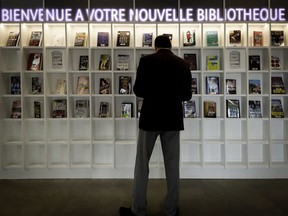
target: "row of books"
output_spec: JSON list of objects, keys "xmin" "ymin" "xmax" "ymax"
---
[
  {"xmin": 192, "ymin": 76, "xmax": 286, "ymax": 95},
  {"xmin": 184, "ymin": 99, "xmax": 285, "ymax": 119},
  {"xmin": 6, "ymin": 29, "xmax": 285, "ymax": 47},
  {"xmin": 10, "ymin": 98, "xmax": 285, "ymax": 119},
  {"xmin": 10, "ymin": 100, "xmax": 133, "ymax": 119}
]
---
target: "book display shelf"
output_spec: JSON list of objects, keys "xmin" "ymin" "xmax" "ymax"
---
[{"xmin": 0, "ymin": 21, "xmax": 288, "ymax": 179}]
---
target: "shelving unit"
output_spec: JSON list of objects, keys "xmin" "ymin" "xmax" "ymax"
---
[{"xmin": 0, "ymin": 21, "xmax": 288, "ymax": 179}]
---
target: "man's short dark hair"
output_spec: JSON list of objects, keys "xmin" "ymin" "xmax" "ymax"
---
[{"xmin": 155, "ymin": 35, "xmax": 172, "ymax": 49}]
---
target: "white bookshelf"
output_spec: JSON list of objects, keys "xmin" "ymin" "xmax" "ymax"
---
[{"xmin": 0, "ymin": 22, "xmax": 288, "ymax": 179}]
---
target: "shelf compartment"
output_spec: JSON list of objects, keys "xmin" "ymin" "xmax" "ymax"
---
[
  {"xmin": 69, "ymin": 119, "xmax": 91, "ymax": 142},
  {"xmin": 2, "ymin": 145, "xmax": 23, "ymax": 169},
  {"xmin": 92, "ymin": 119, "xmax": 114, "ymax": 142},
  {"xmin": 24, "ymin": 144, "xmax": 45, "ymax": 169},
  {"xmin": 157, "ymin": 23, "xmax": 179, "ymax": 48},
  {"xmin": 0, "ymin": 23, "xmax": 20, "ymax": 46},
  {"xmin": 92, "ymin": 143, "xmax": 114, "ymax": 167},
  {"xmin": 181, "ymin": 143, "xmax": 202, "ymax": 167},
  {"xmin": 91, "ymin": 48, "xmax": 112, "ymax": 72},
  {"xmin": 45, "ymin": 48, "xmax": 67, "ymax": 72},
  {"xmin": 24, "ymin": 120, "xmax": 45, "ymax": 143},
  {"xmin": 47, "ymin": 144, "xmax": 68, "ymax": 169},
  {"xmin": 248, "ymin": 23, "xmax": 270, "ymax": 47},
  {"xmin": 0, "ymin": 48, "xmax": 21, "ymax": 71},
  {"xmin": 68, "ymin": 48, "xmax": 89, "ymax": 71},
  {"xmin": 248, "ymin": 144, "xmax": 269, "ymax": 167},
  {"xmin": 225, "ymin": 144, "xmax": 247, "ymax": 167},
  {"xmin": 270, "ymin": 119, "xmax": 288, "ymax": 143},
  {"xmin": 203, "ymin": 143, "xmax": 225, "ymax": 167},
  {"xmin": 115, "ymin": 119, "xmax": 137, "ymax": 143},
  {"xmin": 2, "ymin": 119, "xmax": 22, "ymax": 143},
  {"xmin": 70, "ymin": 143, "xmax": 91, "ymax": 168},
  {"xmin": 180, "ymin": 23, "xmax": 202, "ymax": 48},
  {"xmin": 247, "ymin": 119, "xmax": 269, "ymax": 144},
  {"xmin": 134, "ymin": 24, "xmax": 157, "ymax": 48},
  {"xmin": 89, "ymin": 23, "xmax": 112, "ymax": 47},
  {"xmin": 248, "ymin": 48, "xmax": 269, "ymax": 71},
  {"xmin": 115, "ymin": 144, "xmax": 136, "ymax": 168},
  {"xmin": 203, "ymin": 119, "xmax": 225, "ymax": 142},
  {"xmin": 225, "ymin": 23, "xmax": 247, "ymax": 47},
  {"xmin": 270, "ymin": 144, "xmax": 288, "ymax": 166},
  {"xmin": 182, "ymin": 118, "xmax": 202, "ymax": 143},
  {"xmin": 46, "ymin": 119, "xmax": 68, "ymax": 143},
  {"xmin": 44, "ymin": 23, "xmax": 66, "ymax": 47},
  {"xmin": 225, "ymin": 119, "xmax": 247, "ymax": 143}
]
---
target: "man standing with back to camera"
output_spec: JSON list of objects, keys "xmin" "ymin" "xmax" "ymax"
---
[{"xmin": 119, "ymin": 35, "xmax": 192, "ymax": 216}]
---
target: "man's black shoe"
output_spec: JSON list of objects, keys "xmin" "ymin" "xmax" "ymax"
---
[{"xmin": 119, "ymin": 207, "xmax": 136, "ymax": 216}]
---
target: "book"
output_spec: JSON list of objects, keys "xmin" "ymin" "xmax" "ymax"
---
[
  {"xmin": 99, "ymin": 102, "xmax": 110, "ymax": 118},
  {"xmin": 28, "ymin": 31, "xmax": 42, "ymax": 46},
  {"xmin": 52, "ymin": 51, "xmax": 63, "ymax": 70},
  {"xmin": 249, "ymin": 55, "xmax": 260, "ymax": 70},
  {"xmin": 99, "ymin": 54, "xmax": 111, "ymax": 70},
  {"xmin": 11, "ymin": 100, "xmax": 21, "ymax": 118},
  {"xmin": 10, "ymin": 75, "xmax": 21, "ymax": 94},
  {"xmin": 183, "ymin": 100, "xmax": 196, "ymax": 118},
  {"xmin": 55, "ymin": 79, "xmax": 67, "ymax": 94},
  {"xmin": 226, "ymin": 99, "xmax": 240, "ymax": 118},
  {"xmin": 229, "ymin": 51, "xmax": 240, "ymax": 69},
  {"xmin": 249, "ymin": 79, "xmax": 261, "ymax": 94},
  {"xmin": 253, "ymin": 31, "xmax": 263, "ymax": 46},
  {"xmin": 79, "ymin": 55, "xmax": 89, "ymax": 70},
  {"xmin": 271, "ymin": 77, "xmax": 286, "ymax": 94},
  {"xmin": 183, "ymin": 30, "xmax": 196, "ymax": 46},
  {"xmin": 142, "ymin": 33, "xmax": 153, "ymax": 47},
  {"xmin": 121, "ymin": 102, "xmax": 133, "ymax": 118},
  {"xmin": 6, "ymin": 31, "xmax": 20, "ymax": 46},
  {"xmin": 206, "ymin": 31, "xmax": 218, "ymax": 46},
  {"xmin": 229, "ymin": 30, "xmax": 241, "ymax": 45},
  {"xmin": 271, "ymin": 56, "xmax": 281, "ymax": 70},
  {"xmin": 206, "ymin": 55, "xmax": 219, "ymax": 70},
  {"xmin": 32, "ymin": 77, "xmax": 42, "ymax": 94},
  {"xmin": 34, "ymin": 101, "xmax": 42, "ymax": 118},
  {"xmin": 76, "ymin": 76, "xmax": 89, "ymax": 94},
  {"xmin": 249, "ymin": 100, "xmax": 262, "ymax": 118},
  {"xmin": 271, "ymin": 30, "xmax": 284, "ymax": 46},
  {"xmin": 74, "ymin": 100, "xmax": 89, "ymax": 118},
  {"xmin": 27, "ymin": 53, "xmax": 42, "ymax": 71},
  {"xmin": 191, "ymin": 78, "xmax": 198, "ymax": 94},
  {"xmin": 116, "ymin": 31, "xmax": 130, "ymax": 47},
  {"xmin": 116, "ymin": 54, "xmax": 129, "ymax": 71},
  {"xmin": 226, "ymin": 79, "xmax": 236, "ymax": 94},
  {"xmin": 52, "ymin": 99, "xmax": 67, "ymax": 118},
  {"xmin": 184, "ymin": 53, "xmax": 197, "ymax": 70},
  {"xmin": 119, "ymin": 76, "xmax": 132, "ymax": 94},
  {"xmin": 206, "ymin": 76, "xmax": 220, "ymax": 94},
  {"xmin": 204, "ymin": 101, "xmax": 216, "ymax": 118},
  {"xmin": 97, "ymin": 32, "xmax": 109, "ymax": 47},
  {"xmin": 99, "ymin": 78, "xmax": 111, "ymax": 94},
  {"xmin": 74, "ymin": 32, "xmax": 87, "ymax": 46},
  {"xmin": 271, "ymin": 99, "xmax": 284, "ymax": 118}
]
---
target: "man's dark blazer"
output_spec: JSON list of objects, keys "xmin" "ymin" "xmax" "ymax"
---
[{"xmin": 133, "ymin": 49, "xmax": 192, "ymax": 131}]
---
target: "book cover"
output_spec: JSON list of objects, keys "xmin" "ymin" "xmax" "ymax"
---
[
  {"xmin": 204, "ymin": 101, "xmax": 216, "ymax": 118},
  {"xmin": 253, "ymin": 31, "xmax": 263, "ymax": 46},
  {"xmin": 229, "ymin": 30, "xmax": 241, "ymax": 45},
  {"xmin": 28, "ymin": 31, "xmax": 42, "ymax": 46},
  {"xmin": 74, "ymin": 32, "xmax": 87, "ymax": 46},
  {"xmin": 76, "ymin": 76, "xmax": 89, "ymax": 94},
  {"xmin": 99, "ymin": 54, "xmax": 111, "ymax": 70},
  {"xmin": 52, "ymin": 51, "xmax": 63, "ymax": 70},
  {"xmin": 271, "ymin": 30, "xmax": 284, "ymax": 46},
  {"xmin": 121, "ymin": 102, "xmax": 133, "ymax": 118},
  {"xmin": 226, "ymin": 79, "xmax": 236, "ymax": 94},
  {"xmin": 34, "ymin": 101, "xmax": 42, "ymax": 118},
  {"xmin": 249, "ymin": 79, "xmax": 261, "ymax": 94},
  {"xmin": 116, "ymin": 54, "xmax": 129, "ymax": 71},
  {"xmin": 271, "ymin": 99, "xmax": 284, "ymax": 118},
  {"xmin": 55, "ymin": 79, "xmax": 67, "ymax": 94},
  {"xmin": 52, "ymin": 99, "xmax": 67, "ymax": 118},
  {"xmin": 99, "ymin": 102, "xmax": 110, "ymax": 118},
  {"xmin": 271, "ymin": 56, "xmax": 281, "ymax": 70},
  {"xmin": 206, "ymin": 31, "xmax": 218, "ymax": 47},
  {"xmin": 6, "ymin": 31, "xmax": 20, "ymax": 46},
  {"xmin": 10, "ymin": 75, "xmax": 21, "ymax": 94},
  {"xmin": 79, "ymin": 55, "xmax": 89, "ymax": 70},
  {"xmin": 117, "ymin": 31, "xmax": 130, "ymax": 47},
  {"xmin": 119, "ymin": 76, "xmax": 132, "ymax": 94},
  {"xmin": 183, "ymin": 100, "xmax": 196, "ymax": 118},
  {"xmin": 184, "ymin": 53, "xmax": 197, "ymax": 70},
  {"xmin": 229, "ymin": 51, "xmax": 240, "ymax": 69},
  {"xmin": 74, "ymin": 100, "xmax": 89, "ymax": 118},
  {"xmin": 183, "ymin": 30, "xmax": 196, "ymax": 46},
  {"xmin": 27, "ymin": 53, "xmax": 42, "ymax": 71},
  {"xmin": 206, "ymin": 55, "xmax": 219, "ymax": 70},
  {"xmin": 206, "ymin": 76, "xmax": 220, "ymax": 94},
  {"xmin": 32, "ymin": 77, "xmax": 42, "ymax": 94},
  {"xmin": 99, "ymin": 78, "xmax": 111, "ymax": 94},
  {"xmin": 11, "ymin": 100, "xmax": 21, "ymax": 118},
  {"xmin": 271, "ymin": 77, "xmax": 286, "ymax": 94},
  {"xmin": 142, "ymin": 33, "xmax": 153, "ymax": 47},
  {"xmin": 191, "ymin": 78, "xmax": 198, "ymax": 94},
  {"xmin": 249, "ymin": 100, "xmax": 262, "ymax": 118},
  {"xmin": 226, "ymin": 99, "xmax": 240, "ymax": 118},
  {"xmin": 97, "ymin": 32, "xmax": 109, "ymax": 47},
  {"xmin": 249, "ymin": 55, "xmax": 260, "ymax": 70}
]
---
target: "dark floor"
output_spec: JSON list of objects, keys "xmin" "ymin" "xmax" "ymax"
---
[{"xmin": 0, "ymin": 179, "xmax": 287, "ymax": 216}]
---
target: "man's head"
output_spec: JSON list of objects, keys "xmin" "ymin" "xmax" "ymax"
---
[{"xmin": 155, "ymin": 35, "xmax": 172, "ymax": 50}]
